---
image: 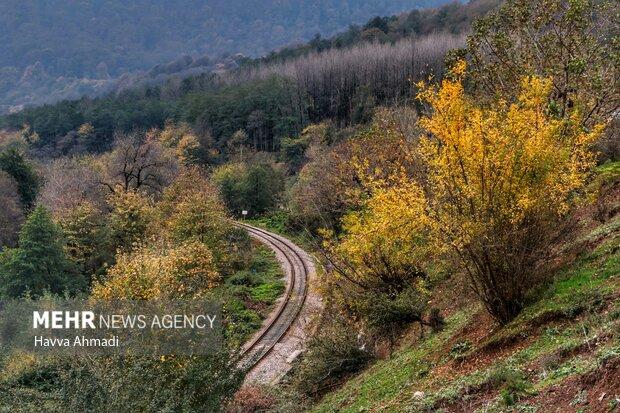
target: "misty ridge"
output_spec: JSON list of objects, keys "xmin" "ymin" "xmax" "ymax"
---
[{"xmin": 0, "ymin": 0, "xmax": 455, "ymax": 113}]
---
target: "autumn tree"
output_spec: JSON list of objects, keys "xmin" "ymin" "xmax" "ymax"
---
[
  {"xmin": 107, "ymin": 190, "xmax": 155, "ymax": 251},
  {"xmin": 18, "ymin": 124, "xmax": 40, "ymax": 146},
  {"xmin": 317, "ymin": 108, "xmax": 431, "ymax": 345},
  {"xmin": 160, "ymin": 168, "xmax": 229, "ymax": 242},
  {"xmin": 288, "ymin": 107, "xmax": 419, "ymax": 232},
  {"xmin": 77, "ymin": 122, "xmax": 98, "ymax": 151},
  {"xmin": 158, "ymin": 167, "xmax": 243, "ymax": 274},
  {"xmin": 59, "ymin": 202, "xmax": 114, "ymax": 284},
  {"xmin": 321, "ymin": 180, "xmax": 431, "ymax": 347},
  {"xmin": 92, "ymin": 241, "xmax": 220, "ymax": 300},
  {"xmin": 466, "ymin": 0, "xmax": 618, "ymax": 127},
  {"xmin": 156, "ymin": 122, "xmax": 202, "ymax": 165},
  {"xmin": 38, "ymin": 157, "xmax": 106, "ymax": 218},
  {"xmin": 176, "ymin": 134, "xmax": 201, "ymax": 165},
  {"xmin": 415, "ymin": 62, "xmax": 601, "ymax": 323}
]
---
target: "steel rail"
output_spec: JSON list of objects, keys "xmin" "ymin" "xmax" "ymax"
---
[{"xmin": 234, "ymin": 222, "xmax": 310, "ymax": 371}]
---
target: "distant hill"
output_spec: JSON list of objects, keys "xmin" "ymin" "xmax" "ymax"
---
[
  {"xmin": 0, "ymin": 0, "xmax": 450, "ymax": 113},
  {"xmin": 2, "ymin": 0, "xmax": 502, "ymax": 158}
]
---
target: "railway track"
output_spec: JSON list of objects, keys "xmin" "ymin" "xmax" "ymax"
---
[{"xmin": 234, "ymin": 222, "xmax": 311, "ymax": 372}]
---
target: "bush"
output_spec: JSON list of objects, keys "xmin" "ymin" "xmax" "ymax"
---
[
  {"xmin": 0, "ymin": 354, "xmax": 243, "ymax": 412},
  {"xmin": 498, "ymin": 370, "xmax": 532, "ymax": 406},
  {"xmin": 293, "ymin": 314, "xmax": 372, "ymax": 398},
  {"xmin": 227, "ymin": 386, "xmax": 276, "ymax": 413},
  {"xmin": 354, "ymin": 285, "xmax": 427, "ymax": 350},
  {"xmin": 226, "ymin": 271, "xmax": 259, "ymax": 287},
  {"xmin": 428, "ymin": 307, "xmax": 445, "ymax": 332},
  {"xmin": 449, "ymin": 341, "xmax": 471, "ymax": 359},
  {"xmin": 416, "ymin": 65, "xmax": 600, "ymax": 324}
]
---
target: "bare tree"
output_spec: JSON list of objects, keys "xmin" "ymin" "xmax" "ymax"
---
[
  {"xmin": 99, "ymin": 134, "xmax": 179, "ymax": 194},
  {"xmin": 38, "ymin": 157, "xmax": 106, "ymax": 218},
  {"xmin": 218, "ymin": 33, "xmax": 465, "ymax": 125}
]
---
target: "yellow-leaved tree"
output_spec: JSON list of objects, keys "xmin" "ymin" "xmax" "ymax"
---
[
  {"xmin": 92, "ymin": 240, "xmax": 220, "ymax": 300},
  {"xmin": 158, "ymin": 167, "xmax": 246, "ymax": 274},
  {"xmin": 319, "ymin": 110, "xmax": 434, "ymax": 345},
  {"xmin": 415, "ymin": 61, "xmax": 601, "ymax": 323},
  {"xmin": 107, "ymin": 189, "xmax": 155, "ymax": 251},
  {"xmin": 156, "ymin": 122, "xmax": 202, "ymax": 165}
]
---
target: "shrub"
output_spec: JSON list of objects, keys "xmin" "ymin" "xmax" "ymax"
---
[
  {"xmin": 416, "ymin": 63, "xmax": 600, "ymax": 323},
  {"xmin": 92, "ymin": 241, "xmax": 220, "ymax": 300},
  {"xmin": 428, "ymin": 307, "xmax": 445, "ymax": 332},
  {"xmin": 354, "ymin": 285, "xmax": 427, "ymax": 351},
  {"xmin": 449, "ymin": 341, "xmax": 471, "ymax": 359},
  {"xmin": 227, "ymin": 386, "xmax": 276, "ymax": 413},
  {"xmin": 0, "ymin": 354, "xmax": 243, "ymax": 412},
  {"xmin": 293, "ymin": 314, "xmax": 372, "ymax": 398},
  {"xmin": 320, "ymin": 155, "xmax": 431, "ymax": 342}
]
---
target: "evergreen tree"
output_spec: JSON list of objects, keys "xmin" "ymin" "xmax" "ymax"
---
[
  {"xmin": 0, "ymin": 148, "xmax": 40, "ymax": 209},
  {"xmin": 0, "ymin": 206, "xmax": 78, "ymax": 298}
]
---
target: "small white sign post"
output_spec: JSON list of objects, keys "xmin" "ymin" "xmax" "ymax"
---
[{"xmin": 241, "ymin": 210, "xmax": 248, "ymax": 219}]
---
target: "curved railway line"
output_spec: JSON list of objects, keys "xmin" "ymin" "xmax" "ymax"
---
[{"xmin": 234, "ymin": 222, "xmax": 312, "ymax": 373}]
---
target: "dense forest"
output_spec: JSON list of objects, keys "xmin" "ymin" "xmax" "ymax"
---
[
  {"xmin": 0, "ymin": 0, "xmax": 451, "ymax": 112},
  {"xmin": 0, "ymin": 0, "xmax": 619, "ymax": 411},
  {"xmin": 1, "ymin": 0, "xmax": 499, "ymax": 159}
]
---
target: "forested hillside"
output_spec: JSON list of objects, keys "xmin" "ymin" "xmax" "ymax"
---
[
  {"xmin": 0, "ymin": 0, "xmax": 450, "ymax": 113},
  {"xmin": 0, "ymin": 0, "xmax": 618, "ymax": 411},
  {"xmin": 1, "ymin": 0, "xmax": 499, "ymax": 159}
]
